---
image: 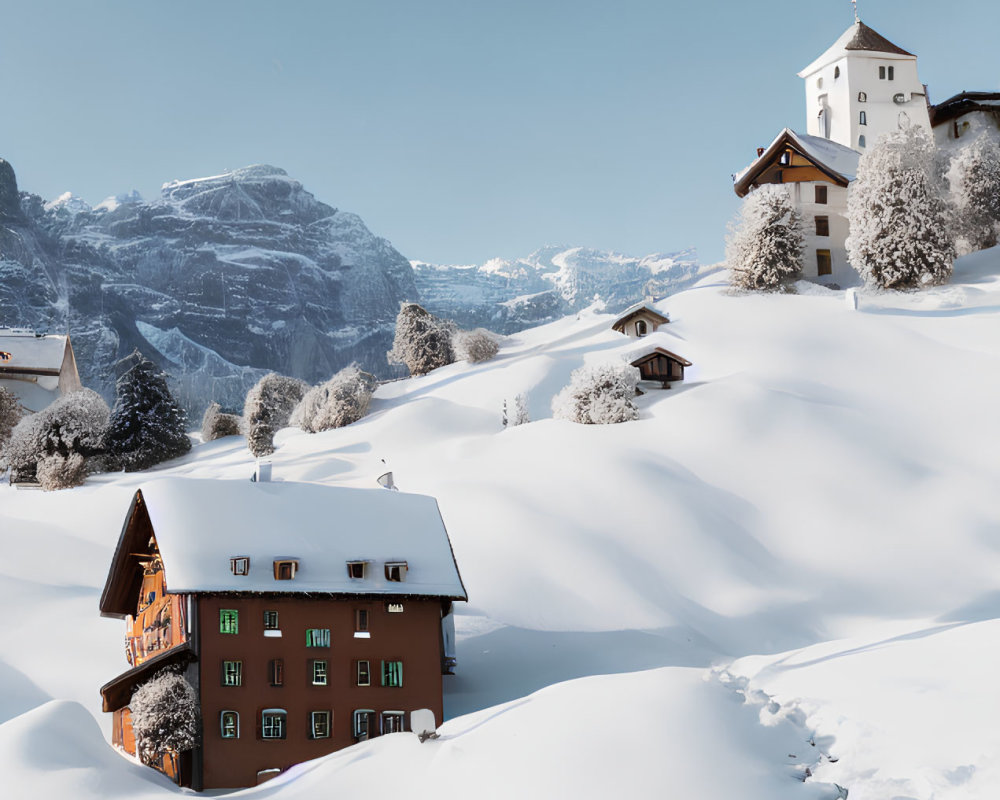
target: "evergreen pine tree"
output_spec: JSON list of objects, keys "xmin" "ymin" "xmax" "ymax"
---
[
  {"xmin": 105, "ymin": 350, "xmax": 191, "ymax": 471},
  {"xmin": 847, "ymin": 125, "xmax": 955, "ymax": 289}
]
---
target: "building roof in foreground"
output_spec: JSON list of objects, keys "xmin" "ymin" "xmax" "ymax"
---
[
  {"xmin": 799, "ymin": 21, "xmax": 915, "ymax": 77},
  {"xmin": 100, "ymin": 478, "xmax": 467, "ymax": 617},
  {"xmin": 0, "ymin": 329, "xmax": 69, "ymax": 374}
]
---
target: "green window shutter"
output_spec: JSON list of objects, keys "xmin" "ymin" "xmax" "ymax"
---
[{"xmin": 220, "ymin": 609, "xmax": 238, "ymax": 634}]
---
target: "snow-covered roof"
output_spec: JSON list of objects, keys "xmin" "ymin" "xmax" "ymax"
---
[
  {"xmin": 611, "ymin": 304, "xmax": 669, "ymax": 331},
  {"xmin": 733, "ymin": 129, "xmax": 860, "ymax": 198},
  {"xmin": 799, "ymin": 21, "xmax": 915, "ymax": 77},
  {"xmin": 108, "ymin": 479, "xmax": 467, "ymax": 603},
  {"xmin": 0, "ymin": 331, "xmax": 69, "ymax": 373}
]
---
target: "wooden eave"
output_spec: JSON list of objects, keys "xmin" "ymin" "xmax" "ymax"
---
[
  {"xmin": 734, "ymin": 132, "xmax": 849, "ymax": 198},
  {"xmin": 100, "ymin": 642, "xmax": 195, "ymax": 712},
  {"xmin": 612, "ymin": 307, "xmax": 669, "ymax": 332},
  {"xmin": 0, "ymin": 365, "xmax": 60, "ymax": 377},
  {"xmin": 930, "ymin": 92, "xmax": 1000, "ymax": 126},
  {"xmin": 100, "ymin": 490, "xmax": 158, "ymax": 619},
  {"xmin": 630, "ymin": 347, "xmax": 692, "ymax": 368}
]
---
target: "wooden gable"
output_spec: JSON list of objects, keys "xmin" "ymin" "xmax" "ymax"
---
[{"xmin": 734, "ymin": 132, "xmax": 850, "ymax": 198}]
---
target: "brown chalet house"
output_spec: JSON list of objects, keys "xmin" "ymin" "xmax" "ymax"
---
[{"xmin": 99, "ymin": 477, "xmax": 467, "ymax": 790}]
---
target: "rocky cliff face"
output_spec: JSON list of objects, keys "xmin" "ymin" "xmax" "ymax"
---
[
  {"xmin": 412, "ymin": 245, "xmax": 707, "ymax": 333},
  {"xmin": 7, "ymin": 164, "xmax": 416, "ymax": 415}
]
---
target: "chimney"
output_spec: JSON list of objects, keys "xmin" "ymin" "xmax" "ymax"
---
[{"xmin": 252, "ymin": 460, "xmax": 272, "ymax": 483}]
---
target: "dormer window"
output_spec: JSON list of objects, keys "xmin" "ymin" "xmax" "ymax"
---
[
  {"xmin": 635, "ymin": 320, "xmax": 648, "ymax": 336},
  {"xmin": 347, "ymin": 561, "xmax": 368, "ymax": 579},
  {"xmin": 385, "ymin": 561, "xmax": 408, "ymax": 582},
  {"xmin": 273, "ymin": 560, "xmax": 298, "ymax": 580},
  {"xmin": 230, "ymin": 557, "xmax": 250, "ymax": 576}
]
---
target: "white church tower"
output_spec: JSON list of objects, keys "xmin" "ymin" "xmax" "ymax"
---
[{"xmin": 798, "ymin": 19, "xmax": 931, "ymax": 153}]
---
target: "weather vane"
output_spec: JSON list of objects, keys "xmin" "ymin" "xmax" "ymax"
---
[{"xmin": 852, "ymin": 0, "xmax": 859, "ymax": 22}]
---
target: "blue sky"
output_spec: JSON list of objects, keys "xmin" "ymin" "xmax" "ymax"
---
[{"xmin": 2, "ymin": 1, "xmax": 997, "ymax": 265}]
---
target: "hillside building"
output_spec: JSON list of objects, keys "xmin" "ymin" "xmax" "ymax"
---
[
  {"xmin": 733, "ymin": 20, "xmax": 932, "ymax": 287},
  {"xmin": 929, "ymin": 91, "xmax": 1000, "ymax": 144},
  {"xmin": 99, "ymin": 478, "xmax": 467, "ymax": 790},
  {"xmin": 611, "ymin": 305, "xmax": 669, "ymax": 338},
  {"xmin": 0, "ymin": 328, "xmax": 81, "ymax": 412}
]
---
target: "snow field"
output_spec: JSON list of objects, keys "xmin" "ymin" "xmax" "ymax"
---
[{"xmin": 1, "ymin": 245, "xmax": 1000, "ymax": 797}]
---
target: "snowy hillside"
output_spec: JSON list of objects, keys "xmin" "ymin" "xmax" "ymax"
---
[{"xmin": 2, "ymin": 246, "xmax": 1000, "ymax": 799}]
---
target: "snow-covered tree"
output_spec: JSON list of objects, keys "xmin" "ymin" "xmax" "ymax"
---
[
  {"xmin": 947, "ymin": 131, "xmax": 1000, "ymax": 254},
  {"xmin": 453, "ymin": 329, "xmax": 500, "ymax": 363},
  {"xmin": 726, "ymin": 184, "xmax": 805, "ymax": 291},
  {"xmin": 847, "ymin": 125, "xmax": 955, "ymax": 289},
  {"xmin": 129, "ymin": 670, "xmax": 199, "ymax": 767},
  {"xmin": 552, "ymin": 363, "xmax": 640, "ymax": 425},
  {"xmin": 387, "ymin": 303, "xmax": 456, "ymax": 376},
  {"xmin": 201, "ymin": 402, "xmax": 241, "ymax": 442},
  {"xmin": 36, "ymin": 452, "xmax": 87, "ymax": 491},
  {"xmin": 502, "ymin": 393, "xmax": 530, "ymax": 428},
  {"xmin": 0, "ymin": 386, "xmax": 23, "ymax": 454},
  {"xmin": 243, "ymin": 373, "xmax": 309, "ymax": 456},
  {"xmin": 4, "ymin": 388, "xmax": 110, "ymax": 484},
  {"xmin": 104, "ymin": 351, "xmax": 191, "ymax": 472},
  {"xmin": 292, "ymin": 364, "xmax": 378, "ymax": 433}
]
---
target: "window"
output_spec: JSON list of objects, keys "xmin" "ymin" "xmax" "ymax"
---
[
  {"xmin": 384, "ymin": 562, "xmax": 408, "ymax": 582},
  {"xmin": 381, "ymin": 712, "xmax": 405, "ymax": 735},
  {"xmin": 222, "ymin": 660, "xmax": 242, "ymax": 686},
  {"xmin": 219, "ymin": 609, "xmax": 239, "ymax": 634},
  {"xmin": 269, "ymin": 659, "xmax": 284, "ymax": 687},
  {"xmin": 305, "ymin": 628, "xmax": 330, "ymax": 648},
  {"xmin": 310, "ymin": 711, "xmax": 331, "ymax": 739},
  {"xmin": 859, "ymin": 110, "xmax": 867, "ymax": 126},
  {"xmin": 815, "ymin": 216, "xmax": 830, "ymax": 237},
  {"xmin": 814, "ymin": 186, "xmax": 828, "ymax": 205},
  {"xmin": 779, "ymin": 149, "xmax": 791, "ymax": 166},
  {"xmin": 230, "ymin": 557, "xmax": 250, "ymax": 576},
  {"xmin": 312, "ymin": 659, "xmax": 328, "ymax": 685},
  {"xmin": 357, "ymin": 660, "xmax": 371, "ymax": 686},
  {"xmin": 816, "ymin": 77, "xmax": 823, "ymax": 89},
  {"xmin": 263, "ymin": 610, "xmax": 279, "ymax": 630},
  {"xmin": 386, "ymin": 602, "xmax": 404, "ymax": 613},
  {"xmin": 879, "ymin": 65, "xmax": 894, "ymax": 80},
  {"xmin": 355, "ymin": 609, "xmax": 369, "ymax": 633},
  {"xmin": 859, "ymin": 135, "xmax": 867, "ymax": 148},
  {"xmin": 834, "ymin": 66, "xmax": 840, "ymax": 79},
  {"xmin": 273, "ymin": 560, "xmax": 298, "ymax": 580},
  {"xmin": 817, "ymin": 250, "xmax": 833, "ymax": 276},
  {"xmin": 888, "ymin": 65, "xmax": 894, "ymax": 80},
  {"xmin": 353, "ymin": 709, "xmax": 375, "ymax": 741},
  {"xmin": 858, "ymin": 91, "xmax": 867, "ymax": 102},
  {"xmin": 262, "ymin": 709, "xmax": 286, "ymax": 740},
  {"xmin": 879, "ymin": 66, "xmax": 885, "ymax": 79},
  {"xmin": 635, "ymin": 319, "xmax": 648, "ymax": 336},
  {"xmin": 382, "ymin": 660, "xmax": 403, "ymax": 688},
  {"xmin": 220, "ymin": 711, "xmax": 239, "ymax": 739},
  {"xmin": 346, "ymin": 561, "xmax": 367, "ymax": 579}
]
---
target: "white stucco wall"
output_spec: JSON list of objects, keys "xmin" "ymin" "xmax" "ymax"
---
[
  {"xmin": 803, "ymin": 53, "xmax": 930, "ymax": 154},
  {"xmin": 785, "ymin": 182, "xmax": 857, "ymax": 288}
]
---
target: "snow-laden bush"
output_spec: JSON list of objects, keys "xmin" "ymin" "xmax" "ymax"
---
[
  {"xmin": 947, "ymin": 131, "xmax": 1000, "ymax": 254},
  {"xmin": 104, "ymin": 351, "xmax": 191, "ymax": 471},
  {"xmin": 725, "ymin": 184, "xmax": 804, "ymax": 291},
  {"xmin": 243, "ymin": 373, "xmax": 309, "ymax": 456},
  {"xmin": 502, "ymin": 394, "xmax": 530, "ymax": 428},
  {"xmin": 847, "ymin": 125, "xmax": 955, "ymax": 290},
  {"xmin": 5, "ymin": 388, "xmax": 110, "ymax": 484},
  {"xmin": 453, "ymin": 329, "xmax": 500, "ymax": 363},
  {"xmin": 0, "ymin": 386, "xmax": 23, "ymax": 455},
  {"xmin": 293, "ymin": 364, "xmax": 378, "ymax": 433},
  {"xmin": 552, "ymin": 363, "xmax": 640, "ymax": 425},
  {"xmin": 387, "ymin": 303, "xmax": 456, "ymax": 376},
  {"xmin": 201, "ymin": 402, "xmax": 241, "ymax": 441},
  {"xmin": 129, "ymin": 670, "xmax": 199, "ymax": 767},
  {"xmin": 37, "ymin": 452, "xmax": 87, "ymax": 491}
]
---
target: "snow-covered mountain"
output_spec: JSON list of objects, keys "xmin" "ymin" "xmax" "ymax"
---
[
  {"xmin": 413, "ymin": 245, "xmax": 711, "ymax": 332},
  {"xmin": 7, "ymin": 162, "xmax": 417, "ymax": 414},
  {"xmin": 2, "ymin": 246, "xmax": 999, "ymax": 799}
]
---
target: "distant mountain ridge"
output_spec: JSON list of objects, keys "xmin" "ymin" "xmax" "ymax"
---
[
  {"xmin": 0, "ymin": 157, "xmax": 704, "ymax": 416},
  {"xmin": 412, "ymin": 245, "xmax": 710, "ymax": 332}
]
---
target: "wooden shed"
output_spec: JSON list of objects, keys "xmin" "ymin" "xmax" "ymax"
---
[{"xmin": 630, "ymin": 347, "xmax": 691, "ymax": 389}]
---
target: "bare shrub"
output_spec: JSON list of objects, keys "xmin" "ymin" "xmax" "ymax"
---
[
  {"xmin": 243, "ymin": 373, "xmax": 309, "ymax": 456},
  {"xmin": 37, "ymin": 452, "xmax": 87, "ymax": 491},
  {"xmin": 454, "ymin": 329, "xmax": 500, "ymax": 363},
  {"xmin": 293, "ymin": 364, "xmax": 378, "ymax": 433},
  {"xmin": 201, "ymin": 402, "xmax": 242, "ymax": 441},
  {"xmin": 129, "ymin": 670, "xmax": 199, "ymax": 767},
  {"xmin": 387, "ymin": 303, "xmax": 456, "ymax": 376}
]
